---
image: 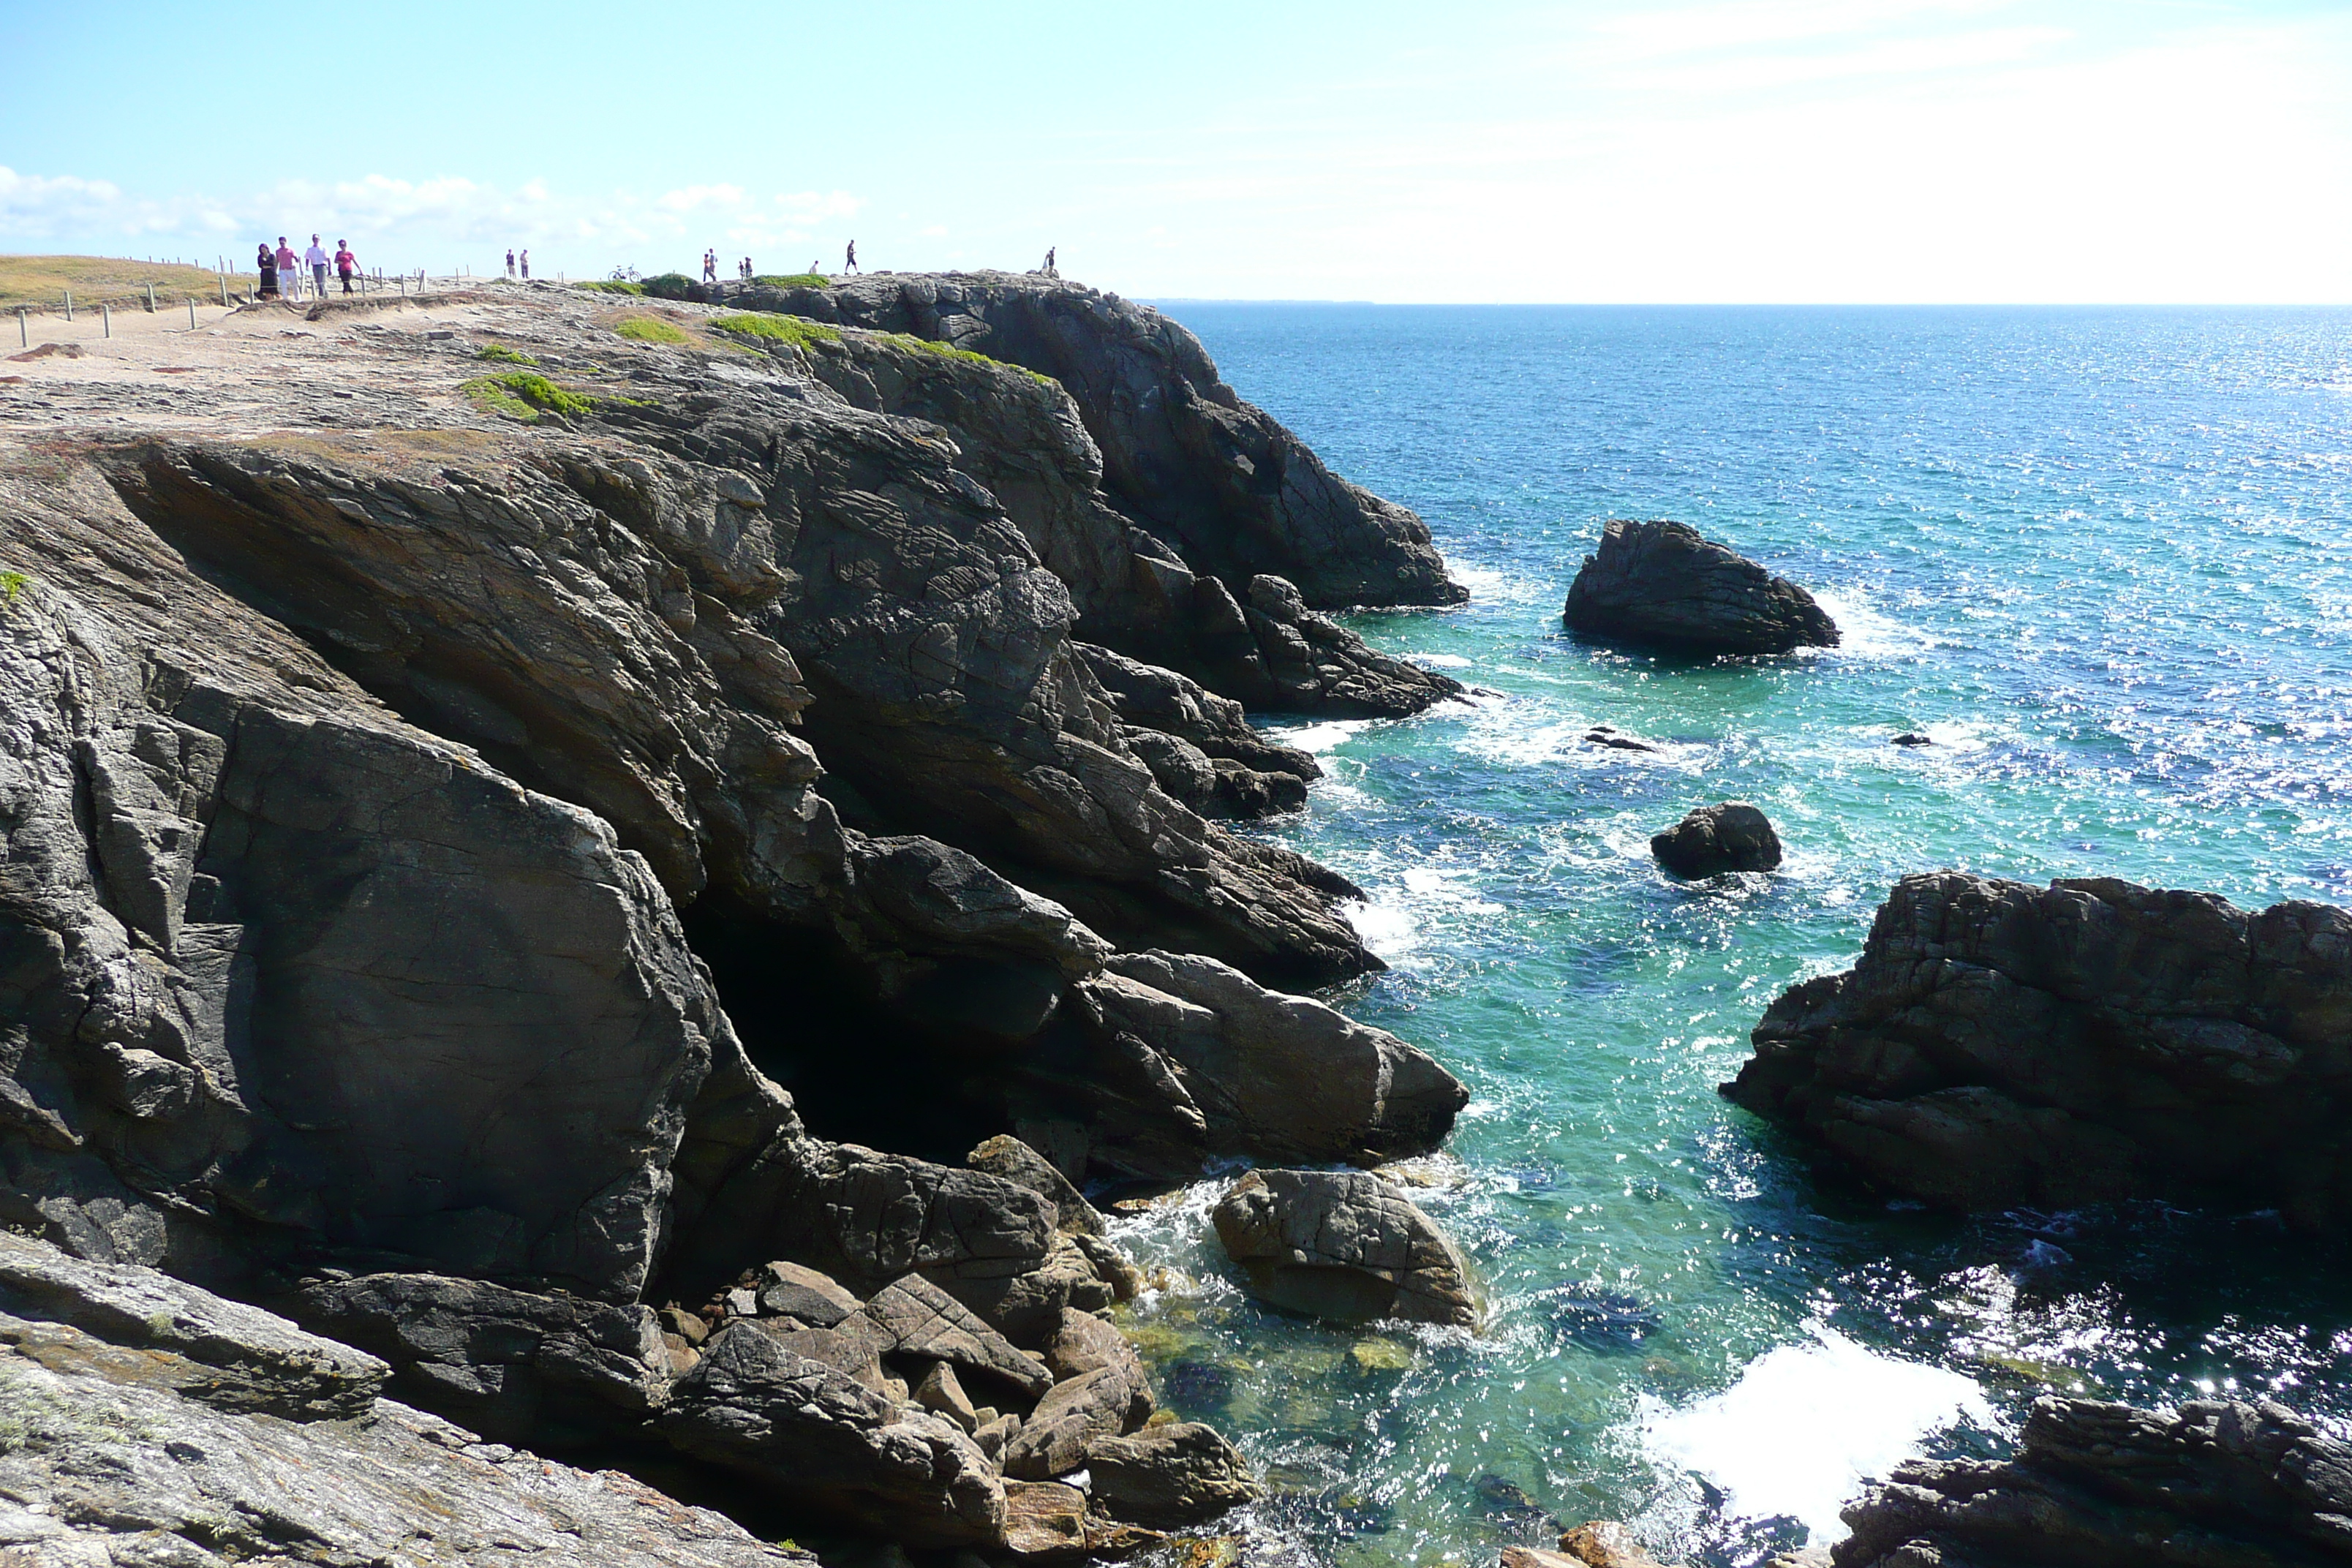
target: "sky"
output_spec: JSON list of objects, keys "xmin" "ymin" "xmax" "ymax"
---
[{"xmin": 4, "ymin": 0, "xmax": 2349, "ymax": 303}]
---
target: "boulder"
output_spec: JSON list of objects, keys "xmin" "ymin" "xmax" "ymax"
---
[
  {"xmin": 1210, "ymin": 1169, "xmax": 1477, "ymax": 1329},
  {"xmin": 1650, "ymin": 803, "xmax": 1782, "ymax": 878},
  {"xmin": 1564, "ymin": 520, "xmax": 1838, "ymax": 655},
  {"xmin": 660, "ymin": 1321, "xmax": 1005, "ymax": 1546},
  {"xmin": 1558, "ymin": 1521, "xmax": 1678, "ymax": 1567},
  {"xmin": 0, "ymin": 1234, "xmax": 802, "ymax": 1568},
  {"xmin": 859, "ymin": 1272, "xmax": 1055, "ymax": 1401},
  {"xmin": 1836, "ymin": 1395, "xmax": 2352, "ymax": 1568},
  {"xmin": 1001, "ymin": 1308, "xmax": 1155, "ymax": 1480},
  {"xmin": 757, "ymin": 1259, "xmax": 863, "ymax": 1326},
  {"xmin": 1083, "ymin": 1422, "xmax": 1258, "ymax": 1526},
  {"xmin": 1077, "ymin": 951, "xmax": 1469, "ymax": 1177},
  {"xmin": 284, "ymin": 1272, "xmax": 671, "ymax": 1447},
  {"xmin": 1722, "ymin": 872, "xmax": 2352, "ymax": 1224},
  {"xmin": 969, "ymin": 1134, "xmax": 1108, "ymax": 1236},
  {"xmin": 913, "ymin": 1357, "xmax": 979, "ymax": 1431},
  {"xmin": 1000, "ymin": 1479, "xmax": 1090, "ymax": 1558}
]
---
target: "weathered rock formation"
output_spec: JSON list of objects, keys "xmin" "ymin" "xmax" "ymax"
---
[
  {"xmin": 1212, "ymin": 1168, "xmax": 1478, "ymax": 1328},
  {"xmin": 0, "ymin": 278, "xmax": 1450, "ymax": 1551},
  {"xmin": 1651, "ymin": 802, "xmax": 1783, "ymax": 878},
  {"xmin": 1723, "ymin": 872, "xmax": 2352, "ymax": 1224},
  {"xmin": 1836, "ymin": 1395, "xmax": 2352, "ymax": 1567},
  {"xmin": 0, "ymin": 1232, "xmax": 806, "ymax": 1568},
  {"xmin": 1564, "ymin": 520, "xmax": 1838, "ymax": 655},
  {"xmin": 734, "ymin": 270, "xmax": 1467, "ymax": 615}
]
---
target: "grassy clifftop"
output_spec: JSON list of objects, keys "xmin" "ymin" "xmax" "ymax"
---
[{"xmin": 0, "ymin": 255, "xmax": 231, "ymax": 309}]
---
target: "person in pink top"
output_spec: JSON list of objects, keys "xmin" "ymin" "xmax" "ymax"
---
[
  {"xmin": 333, "ymin": 241, "xmax": 358, "ymax": 294},
  {"xmin": 274, "ymin": 237, "xmax": 302, "ymax": 301}
]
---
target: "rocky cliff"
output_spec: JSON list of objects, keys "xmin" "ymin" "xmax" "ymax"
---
[
  {"xmin": 1723, "ymin": 872, "xmax": 2352, "ymax": 1224},
  {"xmin": 0, "ymin": 276, "xmax": 1468, "ymax": 1551}
]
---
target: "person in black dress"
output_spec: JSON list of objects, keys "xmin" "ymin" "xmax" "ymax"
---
[{"xmin": 257, "ymin": 242, "xmax": 277, "ymax": 298}]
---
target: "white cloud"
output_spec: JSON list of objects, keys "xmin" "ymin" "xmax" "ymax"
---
[{"xmin": 0, "ymin": 168, "xmax": 864, "ymax": 274}]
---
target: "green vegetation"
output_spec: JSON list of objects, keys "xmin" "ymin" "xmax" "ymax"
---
[
  {"xmin": 473, "ymin": 343, "xmax": 538, "ymax": 365},
  {"xmin": 0, "ymin": 254, "xmax": 226, "ymax": 309},
  {"xmin": 752, "ymin": 274, "xmax": 829, "ymax": 288},
  {"xmin": 614, "ymin": 315, "xmax": 690, "ymax": 345},
  {"xmin": 0, "ymin": 571, "xmax": 28, "ymax": 603},
  {"xmin": 710, "ymin": 314, "xmax": 840, "ymax": 350},
  {"xmin": 461, "ymin": 370, "xmax": 625, "ymax": 423},
  {"xmin": 639, "ymin": 273, "xmax": 699, "ymax": 301},
  {"xmin": 577, "ymin": 279, "xmax": 644, "ymax": 295},
  {"xmin": 883, "ymin": 331, "xmax": 1056, "ymax": 385}
]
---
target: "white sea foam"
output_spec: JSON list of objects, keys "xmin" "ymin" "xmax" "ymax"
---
[
  {"xmin": 1449, "ymin": 562, "xmax": 1553, "ymax": 606},
  {"xmin": 1643, "ymin": 1323, "xmax": 1997, "ymax": 1545},
  {"xmin": 1812, "ymin": 587, "xmax": 1938, "ymax": 660},
  {"xmin": 1409, "ymin": 652, "xmax": 1476, "ymax": 669},
  {"xmin": 1267, "ymin": 718, "xmax": 1373, "ymax": 753},
  {"xmin": 1341, "ymin": 895, "xmax": 1420, "ymax": 959}
]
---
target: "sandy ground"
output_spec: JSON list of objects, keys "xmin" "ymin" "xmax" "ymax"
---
[{"xmin": 0, "ymin": 287, "xmax": 660, "ymax": 443}]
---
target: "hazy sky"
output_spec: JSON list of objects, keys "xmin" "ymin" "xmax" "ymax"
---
[{"xmin": 5, "ymin": 0, "xmax": 2348, "ymax": 301}]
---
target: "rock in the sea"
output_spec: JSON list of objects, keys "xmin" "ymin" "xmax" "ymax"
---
[
  {"xmin": 1651, "ymin": 802, "xmax": 1783, "ymax": 878},
  {"xmin": 1210, "ymin": 1169, "xmax": 1477, "ymax": 1328},
  {"xmin": 1001, "ymin": 1308, "xmax": 1155, "ymax": 1480},
  {"xmin": 1084, "ymin": 1421, "xmax": 1258, "ymax": 1526},
  {"xmin": 1076, "ymin": 951, "xmax": 1470, "ymax": 1178},
  {"xmin": 0, "ymin": 1234, "xmax": 804, "ymax": 1568},
  {"xmin": 1564, "ymin": 520, "xmax": 1838, "ymax": 655},
  {"xmin": 1836, "ymin": 1395, "xmax": 2352, "ymax": 1568},
  {"xmin": 1558, "ymin": 1521, "xmax": 1678, "ymax": 1567},
  {"xmin": 1723, "ymin": 872, "xmax": 2352, "ymax": 1224},
  {"xmin": 1891, "ymin": 732, "xmax": 1933, "ymax": 747}
]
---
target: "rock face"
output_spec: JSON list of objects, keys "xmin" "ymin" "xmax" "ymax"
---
[
  {"xmin": 1651, "ymin": 802, "xmax": 1783, "ymax": 878},
  {"xmin": 736, "ymin": 270, "xmax": 1466, "ymax": 614},
  {"xmin": 1564, "ymin": 520, "xmax": 1838, "ymax": 655},
  {"xmin": 1211, "ymin": 1169, "xmax": 1478, "ymax": 1328},
  {"xmin": 1082, "ymin": 1422, "xmax": 1258, "ymax": 1526},
  {"xmin": 0, "ymin": 1234, "xmax": 804, "ymax": 1568},
  {"xmin": 1836, "ymin": 1395, "xmax": 2352, "ymax": 1568},
  {"xmin": 0, "ymin": 279, "xmax": 1436, "ymax": 1551},
  {"xmin": 1723, "ymin": 872, "xmax": 2352, "ymax": 1224}
]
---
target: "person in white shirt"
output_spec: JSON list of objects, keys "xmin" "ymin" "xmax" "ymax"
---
[{"xmin": 304, "ymin": 235, "xmax": 329, "ymax": 300}]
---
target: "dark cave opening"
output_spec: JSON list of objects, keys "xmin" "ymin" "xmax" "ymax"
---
[{"xmin": 680, "ymin": 895, "xmax": 1030, "ymax": 1169}]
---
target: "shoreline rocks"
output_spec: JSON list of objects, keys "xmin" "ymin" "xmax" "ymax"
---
[
  {"xmin": 1723, "ymin": 872, "xmax": 2352, "ymax": 1223},
  {"xmin": 1651, "ymin": 802, "xmax": 1782, "ymax": 878},
  {"xmin": 1564, "ymin": 520, "xmax": 1839, "ymax": 655},
  {"xmin": 1837, "ymin": 1395, "xmax": 2352, "ymax": 1567},
  {"xmin": 1211, "ymin": 1169, "xmax": 1478, "ymax": 1329}
]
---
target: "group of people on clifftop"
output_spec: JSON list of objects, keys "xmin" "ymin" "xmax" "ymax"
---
[{"xmin": 255, "ymin": 235, "xmax": 358, "ymax": 300}]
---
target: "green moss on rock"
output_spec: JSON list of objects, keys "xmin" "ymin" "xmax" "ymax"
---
[{"xmin": 710, "ymin": 314, "xmax": 840, "ymax": 350}]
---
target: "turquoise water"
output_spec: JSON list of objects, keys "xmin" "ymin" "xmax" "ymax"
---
[{"xmin": 1110, "ymin": 306, "xmax": 2352, "ymax": 1566}]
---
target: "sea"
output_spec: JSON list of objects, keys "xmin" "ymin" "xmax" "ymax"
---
[{"xmin": 1109, "ymin": 303, "xmax": 2352, "ymax": 1567}]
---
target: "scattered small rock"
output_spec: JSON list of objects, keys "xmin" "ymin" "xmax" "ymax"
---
[
  {"xmin": 1582, "ymin": 725, "xmax": 1659, "ymax": 753},
  {"xmin": 1211, "ymin": 1168, "xmax": 1477, "ymax": 1329},
  {"xmin": 1651, "ymin": 802, "xmax": 1782, "ymax": 878}
]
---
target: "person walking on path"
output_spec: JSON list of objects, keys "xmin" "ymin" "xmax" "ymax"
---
[
  {"xmin": 275, "ymin": 238, "xmax": 302, "ymax": 301},
  {"xmin": 520, "ymin": 249, "xmax": 530, "ymax": 280},
  {"xmin": 305, "ymin": 235, "xmax": 330, "ymax": 301},
  {"xmin": 505, "ymin": 248, "xmax": 516, "ymax": 279},
  {"xmin": 257, "ymin": 242, "xmax": 278, "ymax": 299},
  {"xmin": 334, "ymin": 241, "xmax": 358, "ymax": 294},
  {"xmin": 844, "ymin": 240, "xmax": 858, "ymax": 274}
]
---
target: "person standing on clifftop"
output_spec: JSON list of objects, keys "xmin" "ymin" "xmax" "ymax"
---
[
  {"xmin": 845, "ymin": 241, "xmax": 859, "ymax": 274},
  {"xmin": 275, "ymin": 238, "xmax": 301, "ymax": 301},
  {"xmin": 334, "ymin": 241, "xmax": 358, "ymax": 294},
  {"xmin": 520, "ymin": 249, "xmax": 529, "ymax": 281},
  {"xmin": 257, "ymin": 242, "xmax": 277, "ymax": 299},
  {"xmin": 1043, "ymin": 246, "xmax": 1056, "ymax": 275},
  {"xmin": 305, "ymin": 235, "xmax": 329, "ymax": 301},
  {"xmin": 505, "ymin": 248, "xmax": 516, "ymax": 280}
]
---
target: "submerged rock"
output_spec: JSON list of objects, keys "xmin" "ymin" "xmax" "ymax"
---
[
  {"xmin": 1210, "ymin": 1169, "xmax": 1477, "ymax": 1329},
  {"xmin": 1651, "ymin": 802, "xmax": 1783, "ymax": 878},
  {"xmin": 1837, "ymin": 1395, "xmax": 2352, "ymax": 1567},
  {"xmin": 1723, "ymin": 872, "xmax": 2352, "ymax": 1224},
  {"xmin": 1564, "ymin": 520, "xmax": 1839, "ymax": 655}
]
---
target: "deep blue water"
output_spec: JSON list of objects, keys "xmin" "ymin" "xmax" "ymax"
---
[{"xmin": 1109, "ymin": 305, "xmax": 2352, "ymax": 1567}]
